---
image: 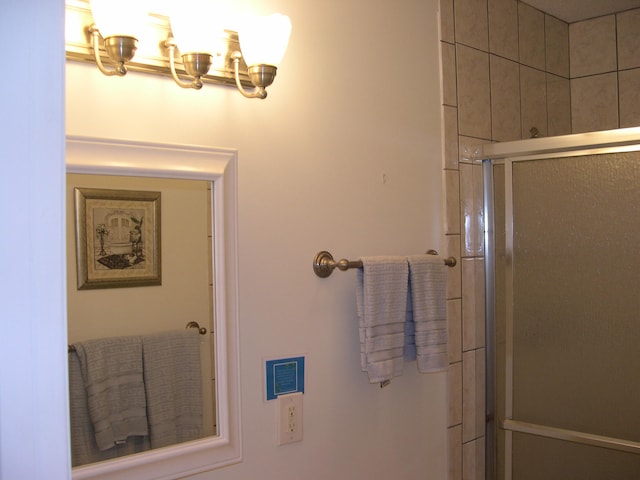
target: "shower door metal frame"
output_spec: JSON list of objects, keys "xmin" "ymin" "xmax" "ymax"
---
[{"xmin": 479, "ymin": 126, "xmax": 640, "ymax": 480}]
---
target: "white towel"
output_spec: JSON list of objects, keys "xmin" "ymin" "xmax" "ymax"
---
[
  {"xmin": 73, "ymin": 336, "xmax": 149, "ymax": 451},
  {"xmin": 68, "ymin": 350, "xmax": 150, "ymax": 466},
  {"xmin": 69, "ymin": 350, "xmax": 97, "ymax": 465},
  {"xmin": 142, "ymin": 330, "xmax": 203, "ymax": 449},
  {"xmin": 407, "ymin": 255, "xmax": 448, "ymax": 372},
  {"xmin": 356, "ymin": 256, "xmax": 409, "ymax": 384},
  {"xmin": 404, "ymin": 288, "xmax": 417, "ymax": 361}
]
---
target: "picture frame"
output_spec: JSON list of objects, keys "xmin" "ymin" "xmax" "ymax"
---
[{"xmin": 74, "ymin": 187, "xmax": 161, "ymax": 289}]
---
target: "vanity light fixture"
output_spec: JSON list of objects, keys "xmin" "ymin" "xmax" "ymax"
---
[
  {"xmin": 232, "ymin": 14, "xmax": 292, "ymax": 99},
  {"xmin": 87, "ymin": 0, "xmax": 148, "ymax": 76},
  {"xmin": 165, "ymin": 38, "xmax": 214, "ymax": 90},
  {"xmin": 163, "ymin": 3, "xmax": 219, "ymax": 90},
  {"xmin": 67, "ymin": 0, "xmax": 291, "ymax": 99}
]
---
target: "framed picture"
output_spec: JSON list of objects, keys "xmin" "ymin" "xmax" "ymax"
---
[{"xmin": 74, "ymin": 187, "xmax": 161, "ymax": 289}]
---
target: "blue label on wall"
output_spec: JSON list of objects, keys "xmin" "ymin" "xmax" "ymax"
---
[{"xmin": 265, "ymin": 356, "xmax": 305, "ymax": 400}]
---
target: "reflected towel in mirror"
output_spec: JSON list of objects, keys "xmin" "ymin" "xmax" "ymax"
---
[
  {"xmin": 68, "ymin": 350, "xmax": 150, "ymax": 466},
  {"xmin": 73, "ymin": 336, "xmax": 149, "ymax": 451},
  {"xmin": 142, "ymin": 329, "xmax": 203, "ymax": 449}
]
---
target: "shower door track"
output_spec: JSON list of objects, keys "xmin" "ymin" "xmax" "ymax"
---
[
  {"xmin": 474, "ymin": 126, "xmax": 640, "ymax": 161},
  {"xmin": 478, "ymin": 126, "xmax": 640, "ymax": 480},
  {"xmin": 502, "ymin": 419, "xmax": 640, "ymax": 455}
]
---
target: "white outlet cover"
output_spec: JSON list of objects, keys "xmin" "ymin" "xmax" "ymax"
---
[{"xmin": 278, "ymin": 392, "xmax": 303, "ymax": 445}]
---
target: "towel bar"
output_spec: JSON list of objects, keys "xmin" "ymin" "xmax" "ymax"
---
[
  {"xmin": 68, "ymin": 322, "xmax": 208, "ymax": 352},
  {"xmin": 313, "ymin": 250, "xmax": 457, "ymax": 278}
]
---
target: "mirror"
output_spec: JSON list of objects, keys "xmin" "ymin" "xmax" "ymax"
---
[
  {"xmin": 67, "ymin": 174, "xmax": 216, "ymax": 465},
  {"xmin": 66, "ymin": 136, "xmax": 241, "ymax": 480}
]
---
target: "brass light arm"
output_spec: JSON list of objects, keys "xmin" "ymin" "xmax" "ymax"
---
[
  {"xmin": 232, "ymin": 52, "xmax": 271, "ymax": 99},
  {"xmin": 88, "ymin": 24, "xmax": 136, "ymax": 77},
  {"xmin": 165, "ymin": 38, "xmax": 211, "ymax": 90}
]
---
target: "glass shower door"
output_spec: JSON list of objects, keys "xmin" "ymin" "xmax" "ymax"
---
[{"xmin": 490, "ymin": 150, "xmax": 640, "ymax": 480}]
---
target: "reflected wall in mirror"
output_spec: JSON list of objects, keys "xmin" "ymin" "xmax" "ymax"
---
[
  {"xmin": 66, "ymin": 136, "xmax": 241, "ymax": 480},
  {"xmin": 66, "ymin": 174, "xmax": 217, "ymax": 467}
]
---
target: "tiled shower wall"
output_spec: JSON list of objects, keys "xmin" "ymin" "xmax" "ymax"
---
[
  {"xmin": 440, "ymin": 1, "xmax": 640, "ymax": 479},
  {"xmin": 570, "ymin": 9, "xmax": 640, "ymax": 132}
]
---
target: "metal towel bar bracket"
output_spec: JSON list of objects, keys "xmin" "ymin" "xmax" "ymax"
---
[
  {"xmin": 313, "ymin": 250, "xmax": 456, "ymax": 278},
  {"xmin": 186, "ymin": 321, "xmax": 208, "ymax": 335}
]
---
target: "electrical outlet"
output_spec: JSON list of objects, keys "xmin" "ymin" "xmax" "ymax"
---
[{"xmin": 278, "ymin": 392, "xmax": 303, "ymax": 445}]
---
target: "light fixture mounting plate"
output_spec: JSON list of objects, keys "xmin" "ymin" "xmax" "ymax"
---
[{"xmin": 64, "ymin": 0, "xmax": 253, "ymax": 88}]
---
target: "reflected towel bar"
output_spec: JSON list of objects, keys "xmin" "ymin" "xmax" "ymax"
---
[
  {"xmin": 313, "ymin": 250, "xmax": 457, "ymax": 278},
  {"xmin": 185, "ymin": 321, "xmax": 208, "ymax": 335},
  {"xmin": 68, "ymin": 322, "xmax": 207, "ymax": 352}
]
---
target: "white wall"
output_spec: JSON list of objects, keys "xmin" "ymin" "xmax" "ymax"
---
[
  {"xmin": 0, "ymin": 1, "xmax": 70, "ymax": 479},
  {"xmin": 1, "ymin": 0, "xmax": 446, "ymax": 478}
]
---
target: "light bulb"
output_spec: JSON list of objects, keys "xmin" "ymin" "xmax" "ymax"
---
[
  {"xmin": 168, "ymin": 3, "xmax": 223, "ymax": 56},
  {"xmin": 239, "ymin": 13, "xmax": 291, "ymax": 67},
  {"xmin": 90, "ymin": 0, "xmax": 149, "ymax": 39}
]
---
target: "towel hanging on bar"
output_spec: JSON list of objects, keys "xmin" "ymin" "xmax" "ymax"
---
[
  {"xmin": 356, "ymin": 256, "xmax": 409, "ymax": 385},
  {"xmin": 317, "ymin": 250, "xmax": 451, "ymax": 387}
]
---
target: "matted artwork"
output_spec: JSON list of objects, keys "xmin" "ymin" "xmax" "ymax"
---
[{"xmin": 74, "ymin": 187, "xmax": 161, "ymax": 289}]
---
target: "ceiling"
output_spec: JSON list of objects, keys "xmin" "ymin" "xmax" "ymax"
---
[{"xmin": 524, "ymin": 0, "xmax": 640, "ymax": 22}]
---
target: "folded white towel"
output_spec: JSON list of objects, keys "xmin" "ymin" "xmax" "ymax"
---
[
  {"xmin": 73, "ymin": 336, "xmax": 149, "ymax": 451},
  {"xmin": 356, "ymin": 256, "xmax": 409, "ymax": 384},
  {"xmin": 404, "ymin": 289, "xmax": 417, "ymax": 361},
  {"xmin": 142, "ymin": 329, "xmax": 203, "ymax": 449},
  {"xmin": 68, "ymin": 351, "xmax": 150, "ymax": 466},
  {"xmin": 407, "ymin": 255, "xmax": 448, "ymax": 373}
]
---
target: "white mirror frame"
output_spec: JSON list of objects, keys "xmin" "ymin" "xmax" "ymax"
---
[{"xmin": 66, "ymin": 135, "xmax": 242, "ymax": 480}]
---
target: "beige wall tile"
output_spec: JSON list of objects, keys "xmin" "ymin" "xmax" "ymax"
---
[
  {"xmin": 448, "ymin": 425, "xmax": 462, "ymax": 480},
  {"xmin": 463, "ymin": 437, "xmax": 486, "ymax": 480},
  {"xmin": 488, "ymin": 0, "xmax": 518, "ymax": 61},
  {"xmin": 459, "ymin": 135, "xmax": 486, "ymax": 164},
  {"xmin": 462, "ymin": 258, "xmax": 486, "ymax": 351},
  {"xmin": 446, "ymin": 234, "xmax": 462, "ymax": 299},
  {"xmin": 619, "ymin": 68, "xmax": 640, "ymax": 128},
  {"xmin": 442, "ymin": 42, "xmax": 458, "ymax": 107},
  {"xmin": 472, "ymin": 165, "xmax": 485, "ymax": 255},
  {"xmin": 546, "ymin": 74, "xmax": 571, "ymax": 136},
  {"xmin": 440, "ymin": 0, "xmax": 455, "ymax": 43},
  {"xmin": 454, "ymin": 0, "xmax": 489, "ymax": 51},
  {"xmin": 545, "ymin": 14, "xmax": 569, "ymax": 78},
  {"xmin": 520, "ymin": 65, "xmax": 547, "ymax": 138},
  {"xmin": 459, "ymin": 164, "xmax": 484, "ymax": 257},
  {"xmin": 445, "ymin": 169, "xmax": 461, "ymax": 235},
  {"xmin": 448, "ymin": 298, "xmax": 463, "ymax": 364},
  {"xmin": 459, "ymin": 165, "xmax": 474, "ymax": 257},
  {"xmin": 475, "ymin": 349, "xmax": 486, "ymax": 438},
  {"xmin": 474, "ymin": 258, "xmax": 486, "ymax": 345},
  {"xmin": 449, "ymin": 361, "xmax": 463, "ymax": 427},
  {"xmin": 617, "ymin": 9, "xmax": 640, "ymax": 70},
  {"xmin": 462, "ymin": 259, "xmax": 477, "ymax": 351},
  {"xmin": 462, "ymin": 349, "xmax": 486, "ymax": 442},
  {"xmin": 490, "ymin": 55, "xmax": 521, "ymax": 142},
  {"xmin": 518, "ymin": 2, "xmax": 545, "ymax": 70},
  {"xmin": 570, "ymin": 15, "xmax": 617, "ymax": 78},
  {"xmin": 457, "ymin": 45, "xmax": 491, "ymax": 139},
  {"xmin": 571, "ymin": 73, "xmax": 619, "ymax": 133},
  {"xmin": 444, "ymin": 106, "xmax": 460, "ymax": 170}
]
